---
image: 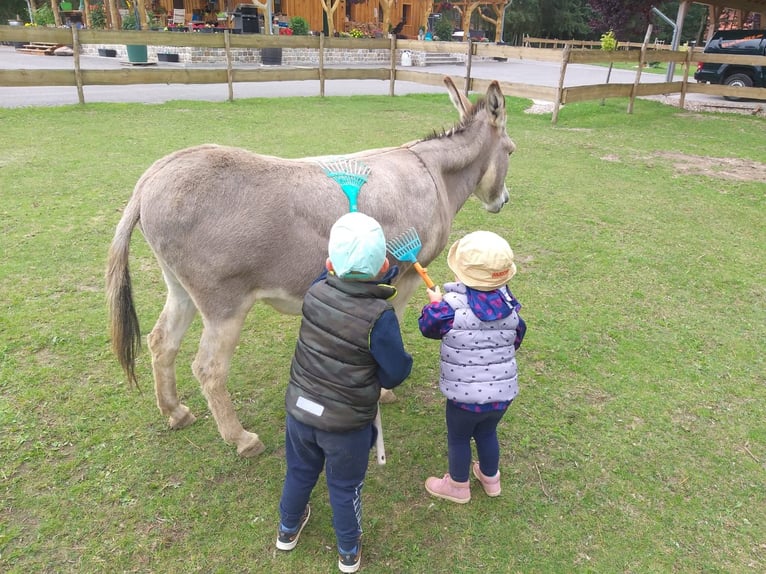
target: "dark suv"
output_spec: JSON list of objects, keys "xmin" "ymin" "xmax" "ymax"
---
[{"xmin": 694, "ymin": 29, "xmax": 766, "ymax": 100}]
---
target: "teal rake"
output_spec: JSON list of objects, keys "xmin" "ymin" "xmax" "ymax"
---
[
  {"xmin": 318, "ymin": 158, "xmax": 371, "ymax": 213},
  {"xmin": 386, "ymin": 227, "xmax": 435, "ymax": 289}
]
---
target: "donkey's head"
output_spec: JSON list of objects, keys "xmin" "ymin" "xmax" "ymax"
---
[{"xmin": 445, "ymin": 78, "xmax": 515, "ymax": 213}]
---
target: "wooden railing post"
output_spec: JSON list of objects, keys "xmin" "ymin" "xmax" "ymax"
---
[
  {"xmin": 464, "ymin": 39, "xmax": 473, "ymax": 95},
  {"xmin": 552, "ymin": 44, "xmax": 571, "ymax": 125},
  {"xmin": 71, "ymin": 27, "xmax": 84, "ymax": 105},
  {"xmin": 224, "ymin": 30, "xmax": 233, "ymax": 102},
  {"xmin": 629, "ymin": 24, "xmax": 652, "ymax": 114},
  {"xmin": 319, "ymin": 33, "xmax": 325, "ymax": 98},
  {"xmin": 679, "ymin": 48, "xmax": 692, "ymax": 110},
  {"xmin": 390, "ymin": 35, "xmax": 396, "ymax": 97}
]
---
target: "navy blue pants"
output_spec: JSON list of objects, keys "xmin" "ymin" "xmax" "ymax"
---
[
  {"xmin": 279, "ymin": 414, "xmax": 374, "ymax": 551},
  {"xmin": 446, "ymin": 400, "xmax": 507, "ymax": 482}
]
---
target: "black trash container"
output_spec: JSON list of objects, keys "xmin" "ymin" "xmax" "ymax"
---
[
  {"xmin": 8, "ymin": 19, "xmax": 25, "ymax": 49},
  {"xmin": 232, "ymin": 4, "xmax": 260, "ymax": 34}
]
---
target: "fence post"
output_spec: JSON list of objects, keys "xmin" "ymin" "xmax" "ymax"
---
[
  {"xmin": 71, "ymin": 27, "xmax": 84, "ymax": 105},
  {"xmin": 551, "ymin": 43, "xmax": 571, "ymax": 125},
  {"xmin": 679, "ymin": 48, "xmax": 692, "ymax": 110},
  {"xmin": 628, "ymin": 24, "xmax": 652, "ymax": 114},
  {"xmin": 464, "ymin": 39, "xmax": 473, "ymax": 95},
  {"xmin": 224, "ymin": 31, "xmax": 233, "ymax": 102},
  {"xmin": 319, "ymin": 33, "xmax": 325, "ymax": 98},
  {"xmin": 390, "ymin": 35, "xmax": 396, "ymax": 97}
]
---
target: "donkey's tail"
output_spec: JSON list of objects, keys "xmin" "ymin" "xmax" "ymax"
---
[{"xmin": 105, "ymin": 194, "xmax": 142, "ymax": 387}]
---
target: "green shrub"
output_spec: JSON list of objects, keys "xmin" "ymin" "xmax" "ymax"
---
[
  {"xmin": 34, "ymin": 4, "xmax": 55, "ymax": 26},
  {"xmin": 121, "ymin": 11, "xmax": 138, "ymax": 30},
  {"xmin": 600, "ymin": 29, "xmax": 617, "ymax": 51},
  {"xmin": 90, "ymin": 4, "xmax": 106, "ymax": 29},
  {"xmin": 434, "ymin": 15, "xmax": 454, "ymax": 42},
  {"xmin": 289, "ymin": 15, "xmax": 309, "ymax": 35}
]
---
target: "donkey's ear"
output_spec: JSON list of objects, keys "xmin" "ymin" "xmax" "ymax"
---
[
  {"xmin": 444, "ymin": 76, "xmax": 470, "ymax": 121},
  {"xmin": 486, "ymin": 81, "xmax": 507, "ymax": 128}
]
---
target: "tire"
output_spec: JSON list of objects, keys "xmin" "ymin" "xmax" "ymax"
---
[{"xmin": 723, "ymin": 73, "xmax": 753, "ymax": 101}]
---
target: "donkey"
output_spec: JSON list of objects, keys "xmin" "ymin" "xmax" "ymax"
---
[{"xmin": 106, "ymin": 76, "xmax": 515, "ymax": 457}]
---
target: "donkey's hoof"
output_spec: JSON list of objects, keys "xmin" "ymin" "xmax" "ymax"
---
[
  {"xmin": 169, "ymin": 406, "xmax": 196, "ymax": 430},
  {"xmin": 237, "ymin": 433, "xmax": 266, "ymax": 458},
  {"xmin": 379, "ymin": 389, "xmax": 397, "ymax": 404}
]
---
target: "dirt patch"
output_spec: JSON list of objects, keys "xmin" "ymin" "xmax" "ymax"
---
[
  {"xmin": 653, "ymin": 151, "xmax": 766, "ymax": 183},
  {"xmin": 524, "ymin": 95, "xmax": 766, "ymax": 117},
  {"xmin": 524, "ymin": 100, "xmax": 556, "ymax": 115}
]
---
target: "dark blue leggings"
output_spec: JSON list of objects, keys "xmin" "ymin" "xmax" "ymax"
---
[
  {"xmin": 279, "ymin": 414, "xmax": 374, "ymax": 551},
  {"xmin": 446, "ymin": 400, "xmax": 507, "ymax": 482}
]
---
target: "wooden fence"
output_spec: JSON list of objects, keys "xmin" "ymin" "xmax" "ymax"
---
[
  {"xmin": 522, "ymin": 35, "xmax": 675, "ymax": 51},
  {"xmin": 2, "ymin": 26, "xmax": 765, "ymax": 124}
]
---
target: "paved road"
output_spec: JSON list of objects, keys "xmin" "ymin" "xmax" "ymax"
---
[{"xmin": 0, "ymin": 44, "xmax": 758, "ymax": 111}]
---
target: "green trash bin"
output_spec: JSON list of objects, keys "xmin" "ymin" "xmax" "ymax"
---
[{"xmin": 126, "ymin": 44, "xmax": 148, "ymax": 63}]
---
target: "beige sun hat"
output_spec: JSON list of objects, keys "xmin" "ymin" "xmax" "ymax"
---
[{"xmin": 447, "ymin": 231, "xmax": 516, "ymax": 291}]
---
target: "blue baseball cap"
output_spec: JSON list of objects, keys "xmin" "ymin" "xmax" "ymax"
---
[{"xmin": 328, "ymin": 212, "xmax": 387, "ymax": 279}]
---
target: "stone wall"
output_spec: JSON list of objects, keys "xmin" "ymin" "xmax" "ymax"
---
[{"xmin": 81, "ymin": 44, "xmax": 408, "ymax": 65}]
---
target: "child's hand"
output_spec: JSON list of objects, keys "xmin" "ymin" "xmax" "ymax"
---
[{"xmin": 427, "ymin": 286, "xmax": 442, "ymax": 304}]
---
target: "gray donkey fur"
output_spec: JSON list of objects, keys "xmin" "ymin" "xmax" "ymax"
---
[{"xmin": 106, "ymin": 76, "xmax": 516, "ymax": 457}]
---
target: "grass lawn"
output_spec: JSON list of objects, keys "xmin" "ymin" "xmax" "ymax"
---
[{"xmin": 1, "ymin": 92, "xmax": 765, "ymax": 573}]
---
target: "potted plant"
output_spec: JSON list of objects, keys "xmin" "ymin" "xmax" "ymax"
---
[{"xmin": 122, "ymin": 11, "xmax": 148, "ymax": 64}]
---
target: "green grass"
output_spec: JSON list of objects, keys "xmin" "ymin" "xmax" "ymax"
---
[{"xmin": 1, "ymin": 94, "xmax": 765, "ymax": 573}]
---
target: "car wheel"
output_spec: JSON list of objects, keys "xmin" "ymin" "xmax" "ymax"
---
[{"xmin": 723, "ymin": 73, "xmax": 753, "ymax": 101}]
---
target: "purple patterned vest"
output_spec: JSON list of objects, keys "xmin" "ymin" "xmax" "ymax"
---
[{"xmin": 439, "ymin": 283, "xmax": 519, "ymax": 404}]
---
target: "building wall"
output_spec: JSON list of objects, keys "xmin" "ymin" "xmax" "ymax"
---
[{"xmin": 151, "ymin": 0, "xmax": 427, "ymax": 38}]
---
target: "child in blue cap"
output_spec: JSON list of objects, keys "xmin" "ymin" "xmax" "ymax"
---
[{"xmin": 276, "ymin": 212, "xmax": 413, "ymax": 573}]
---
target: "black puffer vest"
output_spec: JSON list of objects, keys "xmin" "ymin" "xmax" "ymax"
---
[{"xmin": 286, "ymin": 273, "xmax": 396, "ymax": 432}]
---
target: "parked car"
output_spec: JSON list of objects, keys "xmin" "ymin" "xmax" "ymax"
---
[{"xmin": 693, "ymin": 29, "xmax": 766, "ymax": 100}]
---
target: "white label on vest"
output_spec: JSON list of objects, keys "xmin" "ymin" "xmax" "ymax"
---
[{"xmin": 296, "ymin": 396, "xmax": 325, "ymax": 417}]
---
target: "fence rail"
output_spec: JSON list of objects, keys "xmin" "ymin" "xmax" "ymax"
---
[{"xmin": 2, "ymin": 26, "xmax": 765, "ymax": 124}]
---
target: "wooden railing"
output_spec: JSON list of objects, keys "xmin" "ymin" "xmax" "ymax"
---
[
  {"xmin": 2, "ymin": 26, "xmax": 765, "ymax": 124},
  {"xmin": 522, "ymin": 35, "xmax": 675, "ymax": 50}
]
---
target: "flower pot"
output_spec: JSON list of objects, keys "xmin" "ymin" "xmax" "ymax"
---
[
  {"xmin": 126, "ymin": 44, "xmax": 148, "ymax": 63},
  {"xmin": 261, "ymin": 47, "xmax": 282, "ymax": 66}
]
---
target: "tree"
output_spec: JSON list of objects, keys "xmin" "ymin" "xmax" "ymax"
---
[
  {"xmin": 319, "ymin": 0, "xmax": 342, "ymax": 36},
  {"xmin": 444, "ymin": 0, "xmax": 513, "ymax": 41},
  {"xmin": 105, "ymin": 0, "xmax": 121, "ymax": 29},
  {"xmin": 1, "ymin": 0, "xmax": 31, "ymax": 22},
  {"xmin": 478, "ymin": 3, "xmax": 506, "ymax": 42},
  {"xmin": 587, "ymin": 0, "xmax": 654, "ymax": 39},
  {"xmin": 501, "ymin": 0, "xmax": 592, "ymax": 44},
  {"xmin": 539, "ymin": 0, "xmax": 591, "ymax": 38}
]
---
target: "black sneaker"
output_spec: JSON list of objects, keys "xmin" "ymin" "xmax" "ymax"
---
[
  {"xmin": 338, "ymin": 539, "xmax": 361, "ymax": 573},
  {"xmin": 275, "ymin": 504, "xmax": 311, "ymax": 551}
]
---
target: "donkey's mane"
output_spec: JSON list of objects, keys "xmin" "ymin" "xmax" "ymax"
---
[{"xmin": 423, "ymin": 96, "xmax": 487, "ymax": 142}]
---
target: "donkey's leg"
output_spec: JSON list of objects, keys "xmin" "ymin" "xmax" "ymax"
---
[
  {"xmin": 193, "ymin": 313, "xmax": 265, "ymax": 458},
  {"xmin": 147, "ymin": 275, "xmax": 198, "ymax": 430}
]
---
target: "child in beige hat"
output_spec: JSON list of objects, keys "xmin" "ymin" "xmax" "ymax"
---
[{"xmin": 418, "ymin": 230, "xmax": 526, "ymax": 503}]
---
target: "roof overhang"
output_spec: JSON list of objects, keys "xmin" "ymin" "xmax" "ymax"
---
[{"xmin": 695, "ymin": 0, "xmax": 766, "ymax": 16}]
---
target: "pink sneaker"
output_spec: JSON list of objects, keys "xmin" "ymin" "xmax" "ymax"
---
[
  {"xmin": 425, "ymin": 473, "xmax": 470, "ymax": 504},
  {"xmin": 472, "ymin": 461, "xmax": 501, "ymax": 497}
]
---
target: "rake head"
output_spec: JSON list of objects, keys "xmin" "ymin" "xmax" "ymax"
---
[
  {"xmin": 318, "ymin": 158, "xmax": 371, "ymax": 212},
  {"xmin": 386, "ymin": 227, "xmax": 422, "ymax": 263}
]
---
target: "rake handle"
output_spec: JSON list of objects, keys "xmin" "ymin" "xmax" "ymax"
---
[
  {"xmin": 373, "ymin": 406, "xmax": 385, "ymax": 465},
  {"xmin": 414, "ymin": 262, "xmax": 435, "ymax": 289}
]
